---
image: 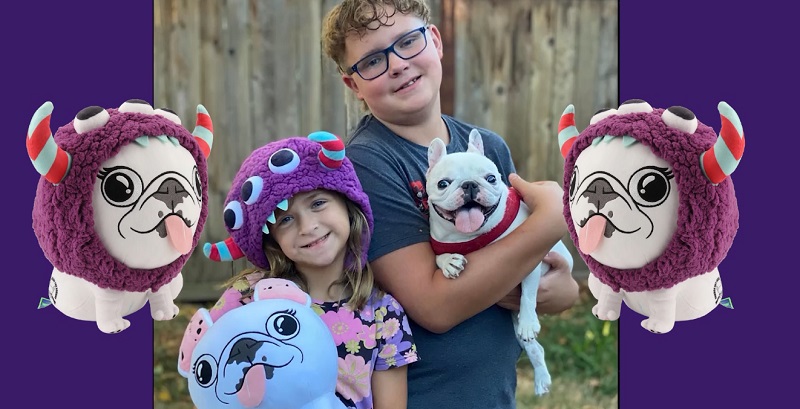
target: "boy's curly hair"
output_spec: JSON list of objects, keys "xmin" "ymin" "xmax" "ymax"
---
[{"xmin": 322, "ymin": 0, "xmax": 431, "ymax": 71}]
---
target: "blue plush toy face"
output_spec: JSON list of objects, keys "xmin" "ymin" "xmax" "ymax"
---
[{"xmin": 184, "ymin": 296, "xmax": 338, "ymax": 409}]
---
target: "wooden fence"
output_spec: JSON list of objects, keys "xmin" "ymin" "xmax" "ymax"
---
[{"xmin": 154, "ymin": 0, "xmax": 618, "ymax": 301}]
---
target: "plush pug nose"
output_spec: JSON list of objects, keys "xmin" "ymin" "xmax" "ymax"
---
[
  {"xmin": 461, "ymin": 181, "xmax": 480, "ymax": 201},
  {"xmin": 583, "ymin": 178, "xmax": 619, "ymax": 210},
  {"xmin": 153, "ymin": 178, "xmax": 189, "ymax": 210}
]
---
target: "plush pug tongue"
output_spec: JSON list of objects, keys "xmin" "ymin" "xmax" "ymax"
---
[
  {"xmin": 165, "ymin": 215, "xmax": 193, "ymax": 254},
  {"xmin": 455, "ymin": 207, "xmax": 485, "ymax": 233},
  {"xmin": 579, "ymin": 216, "xmax": 606, "ymax": 254},
  {"xmin": 237, "ymin": 365, "xmax": 266, "ymax": 408}
]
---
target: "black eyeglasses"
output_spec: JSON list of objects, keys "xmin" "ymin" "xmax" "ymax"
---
[{"xmin": 345, "ymin": 26, "xmax": 429, "ymax": 81}]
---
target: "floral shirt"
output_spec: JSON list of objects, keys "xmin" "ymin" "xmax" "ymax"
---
[
  {"xmin": 208, "ymin": 276, "xmax": 418, "ymax": 409},
  {"xmin": 313, "ymin": 291, "xmax": 419, "ymax": 409}
]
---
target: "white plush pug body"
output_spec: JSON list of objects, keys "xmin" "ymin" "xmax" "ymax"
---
[{"xmin": 426, "ymin": 129, "xmax": 572, "ymax": 395}]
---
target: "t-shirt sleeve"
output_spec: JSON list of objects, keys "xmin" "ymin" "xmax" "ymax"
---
[
  {"xmin": 347, "ymin": 142, "xmax": 431, "ymax": 261},
  {"xmin": 372, "ymin": 294, "xmax": 419, "ymax": 371}
]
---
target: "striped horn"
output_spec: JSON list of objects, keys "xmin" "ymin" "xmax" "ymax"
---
[
  {"xmin": 700, "ymin": 101, "xmax": 745, "ymax": 184},
  {"xmin": 27, "ymin": 101, "xmax": 72, "ymax": 184},
  {"xmin": 558, "ymin": 105, "xmax": 580, "ymax": 158},
  {"xmin": 192, "ymin": 104, "xmax": 213, "ymax": 158},
  {"xmin": 308, "ymin": 131, "xmax": 345, "ymax": 169},
  {"xmin": 203, "ymin": 237, "xmax": 244, "ymax": 262}
]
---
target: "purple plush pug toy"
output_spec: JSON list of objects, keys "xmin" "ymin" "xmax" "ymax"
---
[
  {"xmin": 27, "ymin": 99, "xmax": 213, "ymax": 333},
  {"xmin": 559, "ymin": 99, "xmax": 744, "ymax": 334}
]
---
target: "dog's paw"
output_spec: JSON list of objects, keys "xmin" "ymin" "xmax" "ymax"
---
[
  {"xmin": 516, "ymin": 316, "xmax": 541, "ymax": 342},
  {"xmin": 592, "ymin": 303, "xmax": 620, "ymax": 321},
  {"xmin": 437, "ymin": 254, "xmax": 466, "ymax": 279},
  {"xmin": 640, "ymin": 317, "xmax": 674, "ymax": 334},
  {"xmin": 97, "ymin": 317, "xmax": 130, "ymax": 334},
  {"xmin": 533, "ymin": 372, "xmax": 551, "ymax": 396},
  {"xmin": 151, "ymin": 301, "xmax": 180, "ymax": 321}
]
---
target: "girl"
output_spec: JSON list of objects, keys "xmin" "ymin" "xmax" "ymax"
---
[{"xmin": 202, "ymin": 132, "xmax": 418, "ymax": 409}]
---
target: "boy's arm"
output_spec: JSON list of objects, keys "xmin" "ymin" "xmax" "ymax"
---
[{"xmin": 372, "ymin": 175, "xmax": 572, "ymax": 334}]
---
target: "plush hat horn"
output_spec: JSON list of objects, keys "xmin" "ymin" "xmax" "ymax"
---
[{"xmin": 27, "ymin": 101, "xmax": 72, "ymax": 184}]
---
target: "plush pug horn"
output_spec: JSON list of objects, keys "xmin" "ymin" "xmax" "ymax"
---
[
  {"xmin": 700, "ymin": 101, "xmax": 745, "ymax": 184},
  {"xmin": 26, "ymin": 101, "xmax": 72, "ymax": 184},
  {"xmin": 558, "ymin": 105, "xmax": 580, "ymax": 158},
  {"xmin": 192, "ymin": 104, "xmax": 214, "ymax": 158}
]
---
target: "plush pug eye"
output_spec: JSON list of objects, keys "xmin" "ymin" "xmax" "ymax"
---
[
  {"xmin": 269, "ymin": 148, "xmax": 300, "ymax": 174},
  {"xmin": 193, "ymin": 354, "xmax": 217, "ymax": 388},
  {"xmin": 98, "ymin": 166, "xmax": 144, "ymax": 207},
  {"xmin": 118, "ymin": 98, "xmax": 154, "ymax": 115},
  {"xmin": 589, "ymin": 108, "xmax": 618, "ymax": 125},
  {"xmin": 241, "ymin": 176, "xmax": 263, "ymax": 205},
  {"xmin": 266, "ymin": 311, "xmax": 300, "ymax": 341},
  {"xmin": 193, "ymin": 167, "xmax": 203, "ymax": 201},
  {"xmin": 437, "ymin": 179, "xmax": 451, "ymax": 190},
  {"xmin": 569, "ymin": 167, "xmax": 579, "ymax": 201},
  {"xmin": 153, "ymin": 107, "xmax": 182, "ymax": 125},
  {"xmin": 224, "ymin": 201, "xmax": 244, "ymax": 230},
  {"xmin": 73, "ymin": 106, "xmax": 110, "ymax": 134},
  {"xmin": 661, "ymin": 106, "xmax": 698, "ymax": 134},
  {"xmin": 627, "ymin": 166, "xmax": 673, "ymax": 207},
  {"xmin": 485, "ymin": 175, "xmax": 497, "ymax": 184},
  {"xmin": 617, "ymin": 99, "xmax": 653, "ymax": 115}
]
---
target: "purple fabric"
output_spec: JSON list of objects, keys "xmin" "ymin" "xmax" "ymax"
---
[
  {"xmin": 562, "ymin": 107, "xmax": 739, "ymax": 292},
  {"xmin": 31, "ymin": 108, "xmax": 209, "ymax": 292},
  {"xmin": 222, "ymin": 137, "xmax": 373, "ymax": 270}
]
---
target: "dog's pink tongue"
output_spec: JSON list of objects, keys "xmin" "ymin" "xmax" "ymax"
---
[
  {"xmin": 237, "ymin": 365, "xmax": 266, "ymax": 408},
  {"xmin": 579, "ymin": 216, "xmax": 606, "ymax": 254},
  {"xmin": 455, "ymin": 207, "xmax": 485, "ymax": 233},
  {"xmin": 165, "ymin": 215, "xmax": 193, "ymax": 254}
]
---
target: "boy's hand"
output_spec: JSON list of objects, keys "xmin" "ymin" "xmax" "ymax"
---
[
  {"xmin": 508, "ymin": 173, "xmax": 564, "ymax": 216},
  {"xmin": 496, "ymin": 251, "xmax": 578, "ymax": 314}
]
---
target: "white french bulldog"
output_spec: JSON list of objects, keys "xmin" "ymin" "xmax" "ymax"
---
[{"xmin": 426, "ymin": 129, "xmax": 573, "ymax": 395}]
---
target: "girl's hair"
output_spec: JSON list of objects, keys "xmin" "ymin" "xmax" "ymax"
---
[{"xmin": 222, "ymin": 193, "xmax": 379, "ymax": 311}]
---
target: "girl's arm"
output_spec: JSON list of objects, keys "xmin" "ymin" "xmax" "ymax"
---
[{"xmin": 371, "ymin": 366, "xmax": 408, "ymax": 409}]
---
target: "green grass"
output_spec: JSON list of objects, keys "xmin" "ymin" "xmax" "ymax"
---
[{"xmin": 154, "ymin": 278, "xmax": 617, "ymax": 408}]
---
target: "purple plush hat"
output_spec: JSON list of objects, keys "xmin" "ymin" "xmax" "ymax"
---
[
  {"xmin": 28, "ymin": 99, "xmax": 213, "ymax": 293},
  {"xmin": 203, "ymin": 132, "xmax": 373, "ymax": 270},
  {"xmin": 558, "ymin": 99, "xmax": 744, "ymax": 292}
]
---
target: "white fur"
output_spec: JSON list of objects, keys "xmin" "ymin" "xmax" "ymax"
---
[{"xmin": 426, "ymin": 129, "xmax": 573, "ymax": 395}]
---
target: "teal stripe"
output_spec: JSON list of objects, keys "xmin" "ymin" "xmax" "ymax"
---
[
  {"xmin": 31, "ymin": 137, "xmax": 58, "ymax": 175},
  {"xmin": 217, "ymin": 244, "xmax": 233, "ymax": 261},
  {"xmin": 28, "ymin": 101, "xmax": 53, "ymax": 137},
  {"xmin": 558, "ymin": 126, "xmax": 578, "ymax": 145},
  {"xmin": 197, "ymin": 104, "xmax": 209, "ymax": 115},
  {"xmin": 713, "ymin": 135, "xmax": 740, "ymax": 176},
  {"xmin": 562, "ymin": 105, "xmax": 575, "ymax": 116},
  {"xmin": 718, "ymin": 101, "xmax": 743, "ymax": 138},
  {"xmin": 202, "ymin": 243, "xmax": 212, "ymax": 258},
  {"xmin": 193, "ymin": 126, "xmax": 213, "ymax": 145},
  {"xmin": 321, "ymin": 148, "xmax": 345, "ymax": 160},
  {"xmin": 308, "ymin": 131, "xmax": 337, "ymax": 142}
]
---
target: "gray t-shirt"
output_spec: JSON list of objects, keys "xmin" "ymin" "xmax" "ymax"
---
[{"xmin": 347, "ymin": 114, "xmax": 522, "ymax": 409}]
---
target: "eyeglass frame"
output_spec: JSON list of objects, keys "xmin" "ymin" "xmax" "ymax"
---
[{"xmin": 343, "ymin": 25, "xmax": 430, "ymax": 81}]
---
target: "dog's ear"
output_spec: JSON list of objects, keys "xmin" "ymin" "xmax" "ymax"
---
[
  {"xmin": 467, "ymin": 129, "xmax": 484, "ymax": 155},
  {"xmin": 177, "ymin": 308, "xmax": 214, "ymax": 378},
  {"xmin": 428, "ymin": 138, "xmax": 447, "ymax": 173}
]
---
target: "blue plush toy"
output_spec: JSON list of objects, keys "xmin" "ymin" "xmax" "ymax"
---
[{"xmin": 178, "ymin": 278, "xmax": 345, "ymax": 409}]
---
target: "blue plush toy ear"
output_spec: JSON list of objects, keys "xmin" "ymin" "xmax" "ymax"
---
[
  {"xmin": 177, "ymin": 308, "xmax": 214, "ymax": 378},
  {"xmin": 253, "ymin": 278, "xmax": 312, "ymax": 307}
]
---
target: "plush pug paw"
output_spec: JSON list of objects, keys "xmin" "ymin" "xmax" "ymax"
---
[
  {"xmin": 592, "ymin": 302, "xmax": 621, "ymax": 321},
  {"xmin": 150, "ymin": 299, "xmax": 180, "ymax": 321},
  {"xmin": 436, "ymin": 253, "xmax": 467, "ymax": 278},
  {"xmin": 97, "ymin": 317, "xmax": 130, "ymax": 334},
  {"xmin": 641, "ymin": 317, "xmax": 674, "ymax": 334}
]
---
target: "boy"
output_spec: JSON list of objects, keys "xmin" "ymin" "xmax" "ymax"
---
[{"xmin": 322, "ymin": 1, "xmax": 579, "ymax": 407}]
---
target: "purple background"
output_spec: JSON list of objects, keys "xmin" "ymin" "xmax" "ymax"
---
[
  {"xmin": 6, "ymin": 1, "xmax": 155, "ymax": 408},
  {"xmin": 618, "ymin": 0, "xmax": 797, "ymax": 407},
  {"xmin": 5, "ymin": 1, "xmax": 795, "ymax": 408}
]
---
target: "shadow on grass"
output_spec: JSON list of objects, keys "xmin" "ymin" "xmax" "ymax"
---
[{"xmin": 154, "ymin": 277, "xmax": 618, "ymax": 409}]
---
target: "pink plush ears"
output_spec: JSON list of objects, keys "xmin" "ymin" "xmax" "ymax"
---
[
  {"xmin": 253, "ymin": 278, "xmax": 311, "ymax": 307},
  {"xmin": 26, "ymin": 101, "xmax": 72, "ymax": 184},
  {"xmin": 699, "ymin": 101, "xmax": 745, "ymax": 184},
  {"xmin": 177, "ymin": 308, "xmax": 215, "ymax": 377}
]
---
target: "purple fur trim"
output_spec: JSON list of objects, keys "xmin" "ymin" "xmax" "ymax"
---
[
  {"xmin": 562, "ymin": 108, "xmax": 739, "ymax": 292},
  {"xmin": 31, "ymin": 109, "xmax": 209, "ymax": 292},
  {"xmin": 224, "ymin": 137, "xmax": 373, "ymax": 270}
]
